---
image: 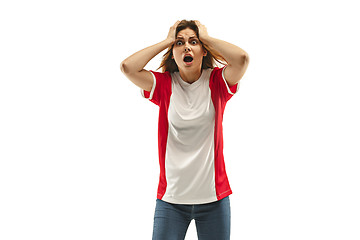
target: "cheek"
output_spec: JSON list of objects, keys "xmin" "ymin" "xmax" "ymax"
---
[
  {"xmin": 172, "ymin": 50, "xmax": 183, "ymax": 62},
  {"xmin": 193, "ymin": 47, "xmax": 205, "ymax": 59}
]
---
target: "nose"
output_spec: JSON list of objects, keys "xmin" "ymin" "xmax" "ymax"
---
[{"xmin": 184, "ymin": 42, "xmax": 191, "ymax": 52}]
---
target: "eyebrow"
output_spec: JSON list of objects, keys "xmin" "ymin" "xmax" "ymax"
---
[{"xmin": 176, "ymin": 36, "xmax": 198, "ymax": 40}]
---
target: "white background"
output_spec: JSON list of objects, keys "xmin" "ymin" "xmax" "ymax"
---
[{"xmin": 1, "ymin": 0, "xmax": 359, "ymax": 239}]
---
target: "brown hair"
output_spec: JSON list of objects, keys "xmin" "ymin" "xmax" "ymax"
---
[{"xmin": 158, "ymin": 20, "xmax": 227, "ymax": 73}]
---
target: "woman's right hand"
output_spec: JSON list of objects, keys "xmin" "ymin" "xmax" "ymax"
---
[
  {"xmin": 166, "ymin": 20, "xmax": 180, "ymax": 44},
  {"xmin": 121, "ymin": 20, "xmax": 181, "ymax": 92}
]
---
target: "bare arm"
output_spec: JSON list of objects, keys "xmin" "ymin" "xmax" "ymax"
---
[
  {"xmin": 120, "ymin": 21, "xmax": 180, "ymax": 92},
  {"xmin": 195, "ymin": 21, "xmax": 249, "ymax": 86}
]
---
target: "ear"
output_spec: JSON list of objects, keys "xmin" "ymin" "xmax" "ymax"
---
[{"xmin": 203, "ymin": 49, "xmax": 207, "ymax": 57}]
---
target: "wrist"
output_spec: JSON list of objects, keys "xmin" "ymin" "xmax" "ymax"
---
[
  {"xmin": 164, "ymin": 37, "xmax": 175, "ymax": 47},
  {"xmin": 200, "ymin": 35, "xmax": 213, "ymax": 45}
]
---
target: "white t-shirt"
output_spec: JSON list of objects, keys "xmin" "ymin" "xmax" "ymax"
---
[{"xmin": 142, "ymin": 66, "xmax": 239, "ymax": 204}]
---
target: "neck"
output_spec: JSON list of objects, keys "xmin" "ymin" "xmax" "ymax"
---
[{"xmin": 179, "ymin": 68, "xmax": 202, "ymax": 84}]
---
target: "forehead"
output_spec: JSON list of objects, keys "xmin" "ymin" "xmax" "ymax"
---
[{"xmin": 176, "ymin": 28, "xmax": 197, "ymax": 38}]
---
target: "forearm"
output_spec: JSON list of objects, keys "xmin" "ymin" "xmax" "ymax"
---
[
  {"xmin": 121, "ymin": 38, "xmax": 173, "ymax": 74},
  {"xmin": 201, "ymin": 36, "xmax": 248, "ymax": 66}
]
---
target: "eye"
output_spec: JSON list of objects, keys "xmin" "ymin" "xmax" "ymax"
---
[
  {"xmin": 176, "ymin": 40, "xmax": 183, "ymax": 46},
  {"xmin": 191, "ymin": 40, "xmax": 198, "ymax": 45}
]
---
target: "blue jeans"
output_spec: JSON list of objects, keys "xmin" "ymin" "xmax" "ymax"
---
[{"xmin": 152, "ymin": 197, "xmax": 231, "ymax": 240}]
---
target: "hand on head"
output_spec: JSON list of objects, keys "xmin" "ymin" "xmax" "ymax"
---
[{"xmin": 167, "ymin": 20, "xmax": 181, "ymax": 44}]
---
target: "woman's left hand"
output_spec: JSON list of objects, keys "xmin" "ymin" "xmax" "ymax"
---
[{"xmin": 195, "ymin": 20, "xmax": 210, "ymax": 41}]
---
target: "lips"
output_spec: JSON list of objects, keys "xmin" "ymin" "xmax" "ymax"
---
[{"xmin": 183, "ymin": 54, "xmax": 194, "ymax": 64}]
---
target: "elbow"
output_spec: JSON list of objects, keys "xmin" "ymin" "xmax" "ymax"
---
[
  {"xmin": 120, "ymin": 60, "xmax": 140, "ymax": 75},
  {"xmin": 235, "ymin": 53, "xmax": 249, "ymax": 69},
  {"xmin": 240, "ymin": 52, "xmax": 250, "ymax": 66},
  {"xmin": 229, "ymin": 53, "xmax": 249, "ymax": 69},
  {"xmin": 120, "ymin": 60, "xmax": 128, "ymax": 74}
]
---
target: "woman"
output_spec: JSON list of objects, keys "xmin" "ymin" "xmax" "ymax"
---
[{"xmin": 121, "ymin": 20, "xmax": 249, "ymax": 240}]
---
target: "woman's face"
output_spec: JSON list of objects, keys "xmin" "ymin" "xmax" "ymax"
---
[{"xmin": 172, "ymin": 28, "xmax": 207, "ymax": 71}]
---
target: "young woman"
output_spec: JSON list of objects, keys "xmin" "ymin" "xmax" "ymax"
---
[{"xmin": 121, "ymin": 20, "xmax": 249, "ymax": 240}]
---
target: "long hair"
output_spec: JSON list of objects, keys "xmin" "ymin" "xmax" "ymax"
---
[{"xmin": 158, "ymin": 20, "xmax": 227, "ymax": 73}]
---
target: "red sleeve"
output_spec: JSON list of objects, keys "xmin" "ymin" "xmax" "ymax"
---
[
  {"xmin": 210, "ymin": 66, "xmax": 239, "ymax": 102},
  {"xmin": 141, "ymin": 71, "xmax": 171, "ymax": 106}
]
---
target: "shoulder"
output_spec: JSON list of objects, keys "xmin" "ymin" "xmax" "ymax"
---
[
  {"xmin": 150, "ymin": 70, "xmax": 171, "ymax": 79},
  {"xmin": 142, "ymin": 71, "xmax": 172, "ymax": 103},
  {"xmin": 209, "ymin": 66, "xmax": 239, "ymax": 98},
  {"xmin": 210, "ymin": 66, "xmax": 226, "ymax": 82},
  {"xmin": 149, "ymin": 70, "xmax": 172, "ymax": 88},
  {"xmin": 149, "ymin": 70, "xmax": 172, "ymax": 91}
]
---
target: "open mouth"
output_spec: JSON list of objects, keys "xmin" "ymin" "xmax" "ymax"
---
[{"xmin": 183, "ymin": 56, "xmax": 194, "ymax": 63}]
